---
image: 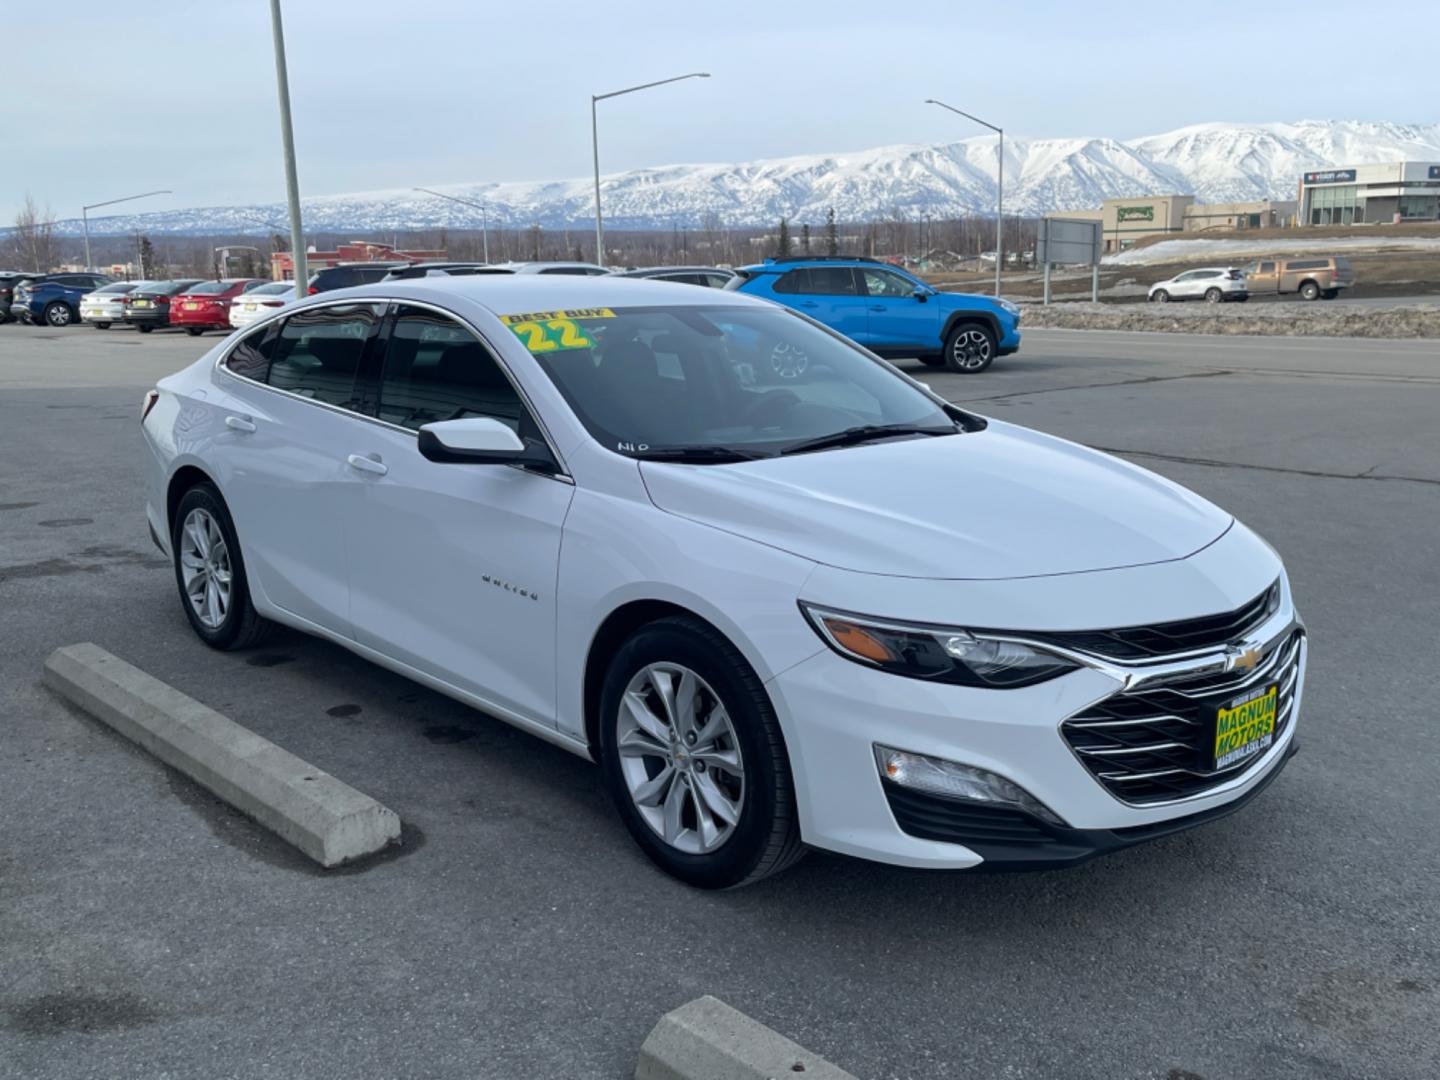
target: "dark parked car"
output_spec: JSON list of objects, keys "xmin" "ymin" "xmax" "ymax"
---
[
  {"xmin": 380, "ymin": 262, "xmax": 516, "ymax": 280},
  {"xmin": 615, "ymin": 265, "xmax": 736, "ymax": 288},
  {"xmin": 306, "ymin": 263, "xmax": 407, "ymax": 294},
  {"xmin": 121, "ymin": 280, "xmax": 205, "ymax": 332},
  {"xmin": 0, "ymin": 271, "xmax": 33, "ymax": 323},
  {"xmin": 9, "ymin": 272, "xmax": 116, "ymax": 326}
]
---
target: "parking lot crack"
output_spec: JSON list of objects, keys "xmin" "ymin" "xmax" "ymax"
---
[
  {"xmin": 1094, "ymin": 446, "xmax": 1440, "ymax": 487},
  {"xmin": 964, "ymin": 369, "xmax": 1231, "ymax": 403}
]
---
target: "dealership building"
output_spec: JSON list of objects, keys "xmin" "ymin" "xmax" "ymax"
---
[
  {"xmin": 1298, "ymin": 162, "xmax": 1440, "ymax": 225},
  {"xmin": 1052, "ymin": 195, "xmax": 1296, "ymax": 252}
]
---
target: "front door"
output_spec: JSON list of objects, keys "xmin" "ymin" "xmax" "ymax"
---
[
  {"xmin": 859, "ymin": 267, "xmax": 939, "ymax": 354},
  {"xmin": 344, "ymin": 304, "xmax": 575, "ymax": 728},
  {"xmin": 1246, "ymin": 261, "xmax": 1278, "ymax": 294}
]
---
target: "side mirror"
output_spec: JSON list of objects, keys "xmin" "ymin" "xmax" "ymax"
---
[
  {"xmin": 912, "ymin": 288, "xmax": 931, "ymax": 303},
  {"xmin": 417, "ymin": 418, "xmax": 557, "ymax": 472}
]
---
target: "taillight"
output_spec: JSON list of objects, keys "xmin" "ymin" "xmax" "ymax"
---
[
  {"xmin": 307, "ymin": 286, "xmax": 318, "ymax": 295},
  {"xmin": 141, "ymin": 390, "xmax": 160, "ymax": 423}
]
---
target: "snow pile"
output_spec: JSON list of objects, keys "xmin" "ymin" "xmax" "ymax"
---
[
  {"xmin": 1021, "ymin": 300, "xmax": 1440, "ymax": 339},
  {"xmin": 1106, "ymin": 236, "xmax": 1440, "ymax": 266}
]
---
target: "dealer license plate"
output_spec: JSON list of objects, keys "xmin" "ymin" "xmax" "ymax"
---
[
  {"xmin": 243, "ymin": 303, "xmax": 256, "ymax": 311},
  {"xmin": 134, "ymin": 300, "xmax": 152, "ymax": 307},
  {"xmin": 1213, "ymin": 684, "xmax": 1277, "ymax": 769},
  {"xmin": 184, "ymin": 302, "xmax": 198, "ymax": 310}
]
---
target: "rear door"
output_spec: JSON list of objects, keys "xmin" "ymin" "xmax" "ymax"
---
[
  {"xmin": 859, "ymin": 266, "xmax": 939, "ymax": 354},
  {"xmin": 343, "ymin": 303, "xmax": 575, "ymax": 728},
  {"xmin": 213, "ymin": 302, "xmax": 384, "ymax": 636},
  {"xmin": 772, "ymin": 267, "xmax": 866, "ymax": 344}
]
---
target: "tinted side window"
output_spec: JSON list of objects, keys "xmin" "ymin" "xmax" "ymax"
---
[
  {"xmin": 804, "ymin": 267, "xmax": 858, "ymax": 295},
  {"xmin": 539, "ymin": 266, "xmax": 591, "ymax": 275},
  {"xmin": 374, "ymin": 306, "xmax": 525, "ymax": 432},
  {"xmin": 861, "ymin": 269, "xmax": 915, "ymax": 297},
  {"xmin": 1258, "ymin": 262, "xmax": 1275, "ymax": 273},
  {"xmin": 266, "ymin": 304, "xmax": 382, "ymax": 408},
  {"xmin": 772, "ymin": 271, "xmax": 803, "ymax": 294},
  {"xmin": 225, "ymin": 325, "xmax": 277, "ymax": 381},
  {"xmin": 1285, "ymin": 259, "xmax": 1328, "ymax": 270}
]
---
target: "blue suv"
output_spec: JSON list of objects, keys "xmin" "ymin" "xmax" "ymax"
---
[
  {"xmin": 10, "ymin": 272, "xmax": 115, "ymax": 327},
  {"xmin": 729, "ymin": 257, "xmax": 1020, "ymax": 373}
]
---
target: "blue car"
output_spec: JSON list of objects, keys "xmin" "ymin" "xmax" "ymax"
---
[
  {"xmin": 10, "ymin": 272, "xmax": 116, "ymax": 327},
  {"xmin": 728, "ymin": 257, "xmax": 1020, "ymax": 373}
]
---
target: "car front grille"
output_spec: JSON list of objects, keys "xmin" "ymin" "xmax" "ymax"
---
[
  {"xmin": 1016, "ymin": 582, "xmax": 1278, "ymax": 660},
  {"xmin": 1061, "ymin": 629, "xmax": 1303, "ymax": 805}
]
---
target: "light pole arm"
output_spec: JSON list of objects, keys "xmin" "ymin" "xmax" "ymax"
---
[
  {"xmin": 79, "ymin": 190, "xmax": 172, "ymax": 272},
  {"xmin": 924, "ymin": 99, "xmax": 1004, "ymax": 297},
  {"xmin": 594, "ymin": 72, "xmax": 710, "ymax": 102}
]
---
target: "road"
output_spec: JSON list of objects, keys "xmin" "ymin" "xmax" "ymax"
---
[{"xmin": 2, "ymin": 322, "xmax": 1438, "ymax": 1079}]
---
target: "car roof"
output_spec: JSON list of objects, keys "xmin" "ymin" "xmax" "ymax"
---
[
  {"xmin": 619, "ymin": 266, "xmax": 733, "ymax": 276},
  {"xmin": 736, "ymin": 257, "xmax": 897, "ymax": 273},
  {"xmin": 306, "ymin": 273, "xmax": 760, "ymax": 318}
]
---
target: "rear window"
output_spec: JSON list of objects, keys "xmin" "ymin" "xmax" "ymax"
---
[
  {"xmin": 250, "ymin": 282, "xmax": 293, "ymax": 296},
  {"xmin": 93, "ymin": 282, "xmax": 138, "ymax": 295},
  {"xmin": 186, "ymin": 281, "xmax": 232, "ymax": 295},
  {"xmin": 1285, "ymin": 259, "xmax": 1329, "ymax": 270}
]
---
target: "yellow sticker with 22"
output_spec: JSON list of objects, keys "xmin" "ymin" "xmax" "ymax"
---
[{"xmin": 501, "ymin": 308, "xmax": 613, "ymax": 353}]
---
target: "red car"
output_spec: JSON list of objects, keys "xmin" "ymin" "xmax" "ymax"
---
[{"xmin": 169, "ymin": 279, "xmax": 266, "ymax": 335}]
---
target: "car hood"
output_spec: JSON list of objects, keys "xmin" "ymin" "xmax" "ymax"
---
[{"xmin": 639, "ymin": 421, "xmax": 1233, "ymax": 580}]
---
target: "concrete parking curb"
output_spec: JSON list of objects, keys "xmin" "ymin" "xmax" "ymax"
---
[
  {"xmin": 43, "ymin": 642, "xmax": 401, "ymax": 867},
  {"xmin": 636, "ymin": 996, "xmax": 857, "ymax": 1080}
]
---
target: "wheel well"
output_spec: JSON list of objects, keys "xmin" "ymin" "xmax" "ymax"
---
[
  {"xmin": 166, "ymin": 466, "xmax": 216, "ymax": 532},
  {"xmin": 1299, "ymin": 279, "xmax": 1319, "ymax": 292},
  {"xmin": 582, "ymin": 599, "xmax": 723, "ymax": 758},
  {"xmin": 942, "ymin": 311, "xmax": 1000, "ymax": 345}
]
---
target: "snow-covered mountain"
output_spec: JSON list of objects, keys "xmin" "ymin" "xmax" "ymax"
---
[{"xmin": 62, "ymin": 119, "xmax": 1440, "ymax": 237}]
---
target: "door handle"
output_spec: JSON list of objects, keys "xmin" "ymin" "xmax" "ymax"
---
[
  {"xmin": 225, "ymin": 415, "xmax": 256, "ymax": 433},
  {"xmin": 346, "ymin": 453, "xmax": 388, "ymax": 476},
  {"xmin": 869, "ymin": 305, "xmax": 887, "ymax": 311},
  {"xmin": 797, "ymin": 300, "xmax": 819, "ymax": 308}
]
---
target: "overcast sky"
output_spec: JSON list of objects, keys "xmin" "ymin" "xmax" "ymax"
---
[{"xmin": 6, "ymin": 0, "xmax": 1433, "ymax": 222}]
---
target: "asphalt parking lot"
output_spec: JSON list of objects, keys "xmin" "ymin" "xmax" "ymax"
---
[{"xmin": 2, "ymin": 322, "xmax": 1438, "ymax": 1080}]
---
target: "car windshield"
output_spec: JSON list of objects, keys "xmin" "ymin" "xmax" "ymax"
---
[{"xmin": 508, "ymin": 304, "xmax": 958, "ymax": 458}]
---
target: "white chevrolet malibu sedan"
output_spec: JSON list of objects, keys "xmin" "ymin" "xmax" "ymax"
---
[{"xmin": 141, "ymin": 276, "xmax": 1305, "ymax": 887}]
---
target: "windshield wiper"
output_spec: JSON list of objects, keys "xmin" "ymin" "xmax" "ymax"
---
[
  {"xmin": 779, "ymin": 423, "xmax": 956, "ymax": 457},
  {"xmin": 635, "ymin": 445, "xmax": 766, "ymax": 464}
]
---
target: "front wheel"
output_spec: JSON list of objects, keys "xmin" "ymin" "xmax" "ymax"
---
[
  {"xmin": 94, "ymin": 322, "xmax": 111, "ymax": 329},
  {"xmin": 1152, "ymin": 289, "xmax": 1170, "ymax": 303},
  {"xmin": 185, "ymin": 327, "xmax": 204, "ymax": 336},
  {"xmin": 943, "ymin": 322, "xmax": 996, "ymax": 374},
  {"xmin": 598, "ymin": 616, "xmax": 804, "ymax": 889},
  {"xmin": 44, "ymin": 302, "xmax": 74, "ymax": 327},
  {"xmin": 171, "ymin": 484, "xmax": 272, "ymax": 650}
]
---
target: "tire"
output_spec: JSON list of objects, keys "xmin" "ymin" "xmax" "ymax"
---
[
  {"xmin": 1300, "ymin": 281, "xmax": 1320, "ymax": 301},
  {"xmin": 943, "ymin": 321, "xmax": 996, "ymax": 374},
  {"xmin": 171, "ymin": 483, "xmax": 272, "ymax": 651},
  {"xmin": 136, "ymin": 324, "xmax": 153, "ymax": 333},
  {"xmin": 1204, "ymin": 288, "xmax": 1223, "ymax": 304},
  {"xmin": 1322, "ymin": 289, "xmax": 1339, "ymax": 300},
  {"xmin": 1152, "ymin": 289, "xmax": 1170, "ymax": 303},
  {"xmin": 94, "ymin": 322, "xmax": 110, "ymax": 330},
  {"xmin": 917, "ymin": 355, "xmax": 945, "ymax": 368},
  {"xmin": 185, "ymin": 327, "xmax": 204, "ymax": 336},
  {"xmin": 44, "ymin": 302, "xmax": 74, "ymax": 327},
  {"xmin": 598, "ymin": 615, "xmax": 804, "ymax": 889}
]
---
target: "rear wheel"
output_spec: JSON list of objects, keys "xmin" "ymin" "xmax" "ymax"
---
[
  {"xmin": 943, "ymin": 322, "xmax": 996, "ymax": 374},
  {"xmin": 598, "ymin": 616, "xmax": 804, "ymax": 889},
  {"xmin": 136, "ymin": 324, "xmax": 153, "ymax": 333},
  {"xmin": 1152, "ymin": 289, "xmax": 1171, "ymax": 303},
  {"xmin": 1300, "ymin": 281, "xmax": 1321, "ymax": 301},
  {"xmin": 171, "ymin": 484, "xmax": 272, "ymax": 650},
  {"xmin": 43, "ymin": 302, "xmax": 74, "ymax": 327},
  {"xmin": 1322, "ymin": 289, "xmax": 1339, "ymax": 300},
  {"xmin": 1204, "ymin": 287, "xmax": 1224, "ymax": 304},
  {"xmin": 94, "ymin": 322, "xmax": 111, "ymax": 329},
  {"xmin": 185, "ymin": 327, "xmax": 204, "ymax": 336}
]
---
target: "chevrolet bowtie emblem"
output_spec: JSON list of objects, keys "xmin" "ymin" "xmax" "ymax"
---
[{"xmin": 1229, "ymin": 646, "xmax": 1263, "ymax": 672}]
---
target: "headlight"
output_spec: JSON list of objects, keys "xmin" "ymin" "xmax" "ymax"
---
[
  {"xmin": 800, "ymin": 604, "xmax": 1080, "ymax": 689},
  {"xmin": 996, "ymin": 298, "xmax": 1020, "ymax": 316}
]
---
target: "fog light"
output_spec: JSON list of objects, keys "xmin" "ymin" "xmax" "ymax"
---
[{"xmin": 874, "ymin": 744, "xmax": 1064, "ymax": 826}]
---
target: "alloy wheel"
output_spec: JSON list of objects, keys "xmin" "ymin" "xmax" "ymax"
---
[
  {"xmin": 178, "ymin": 507, "xmax": 232, "ymax": 629},
  {"xmin": 950, "ymin": 328, "xmax": 993, "ymax": 370},
  {"xmin": 616, "ymin": 662, "xmax": 745, "ymax": 854},
  {"xmin": 46, "ymin": 304, "xmax": 72, "ymax": 326}
]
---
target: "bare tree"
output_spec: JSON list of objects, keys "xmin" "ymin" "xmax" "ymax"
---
[{"xmin": 13, "ymin": 193, "xmax": 57, "ymax": 273}]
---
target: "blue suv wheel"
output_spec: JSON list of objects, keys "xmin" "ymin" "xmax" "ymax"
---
[{"xmin": 728, "ymin": 257, "xmax": 1020, "ymax": 372}]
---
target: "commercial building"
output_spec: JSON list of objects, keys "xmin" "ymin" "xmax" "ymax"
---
[
  {"xmin": 1298, "ymin": 162, "xmax": 1440, "ymax": 225},
  {"xmin": 271, "ymin": 240, "xmax": 446, "ymax": 281},
  {"xmin": 1053, "ymin": 196, "xmax": 1295, "ymax": 252}
]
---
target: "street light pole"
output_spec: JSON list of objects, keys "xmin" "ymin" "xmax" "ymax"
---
[
  {"xmin": 414, "ymin": 187, "xmax": 490, "ymax": 262},
  {"xmin": 925, "ymin": 99, "xmax": 1004, "ymax": 298},
  {"xmin": 80, "ymin": 190, "xmax": 171, "ymax": 271},
  {"xmin": 591, "ymin": 72, "xmax": 710, "ymax": 268},
  {"xmin": 268, "ymin": 0, "xmax": 307, "ymax": 289}
]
